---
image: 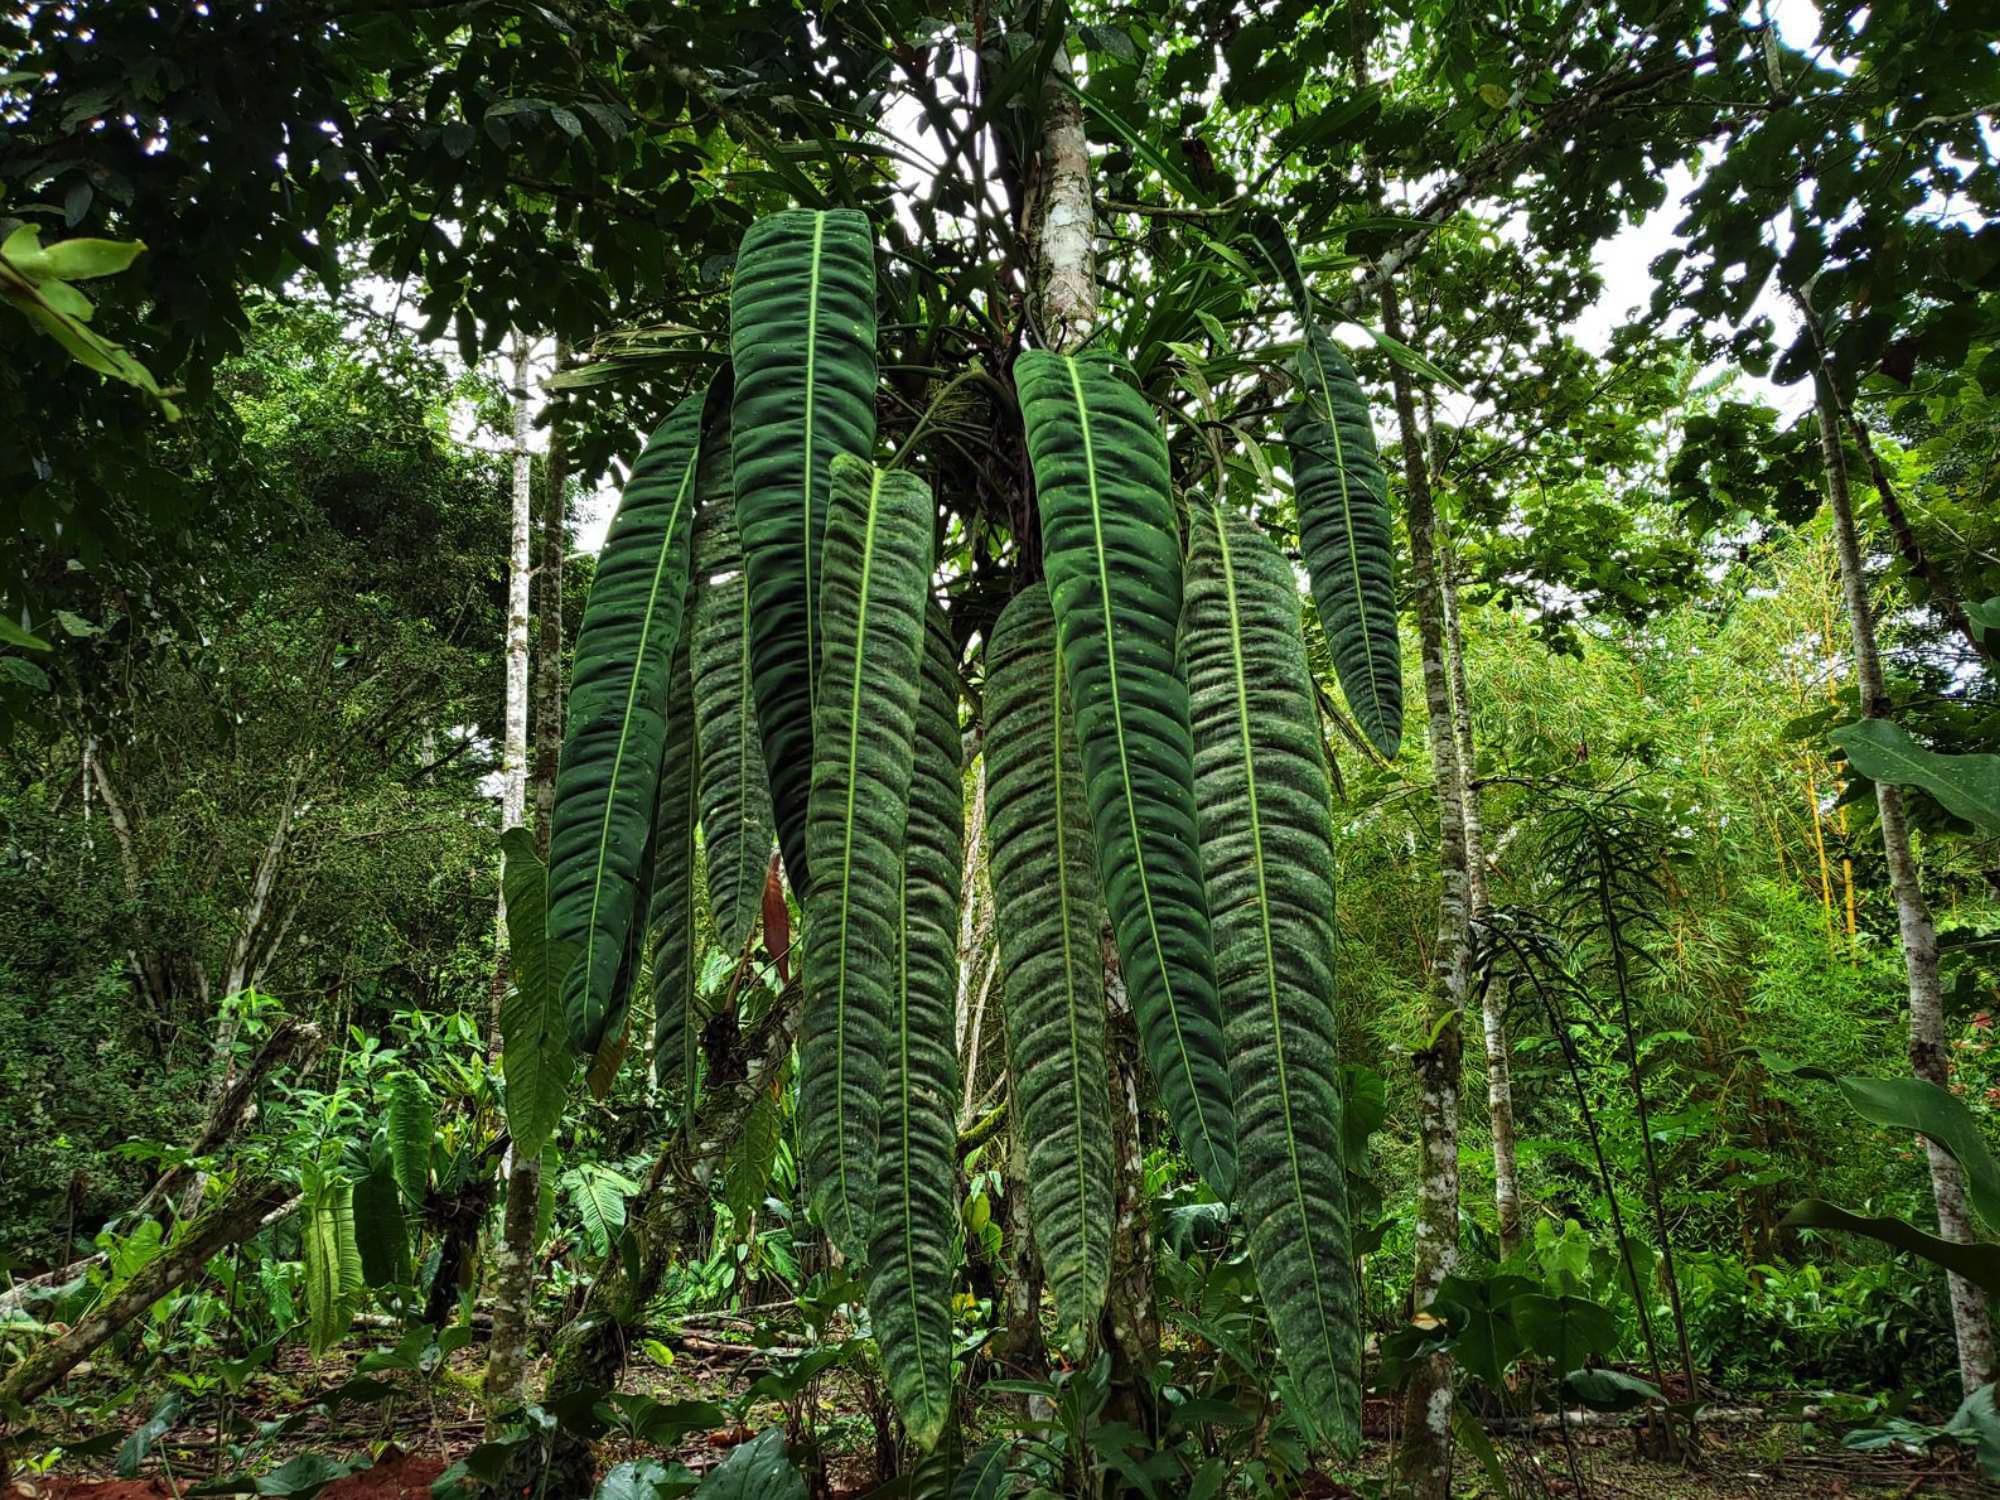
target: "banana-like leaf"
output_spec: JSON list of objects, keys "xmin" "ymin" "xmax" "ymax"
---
[
  {"xmin": 1248, "ymin": 217, "xmax": 1402, "ymax": 757},
  {"xmin": 1187, "ymin": 506, "xmax": 1360, "ymax": 1429},
  {"xmin": 985, "ymin": 583, "xmax": 1115, "ymax": 1341},
  {"xmin": 649, "ymin": 631, "xmax": 702, "ymax": 1103},
  {"xmin": 692, "ymin": 482, "xmax": 777, "ymax": 956},
  {"xmin": 550, "ymin": 392, "xmax": 706, "ymax": 1057},
  {"xmin": 731, "ymin": 207, "xmax": 879, "ymax": 896},
  {"xmin": 1782, "ymin": 1199, "xmax": 2000, "ymax": 1297},
  {"xmin": 1183, "ymin": 504, "xmax": 1360, "ymax": 1450},
  {"xmin": 868, "ymin": 603, "xmax": 963, "ymax": 1450},
  {"xmin": 1831, "ymin": 717, "xmax": 2000, "ymax": 834},
  {"xmin": 303, "ymin": 1177, "xmax": 363, "ymax": 1355},
  {"xmin": 385, "ymin": 1071, "xmax": 433, "ymax": 1206},
  {"xmin": 799, "ymin": 457, "xmax": 935, "ymax": 1258},
  {"xmin": 1016, "ymin": 349, "xmax": 1238, "ymax": 1197},
  {"xmin": 499, "ymin": 827, "xmax": 578, "ymax": 1161}
]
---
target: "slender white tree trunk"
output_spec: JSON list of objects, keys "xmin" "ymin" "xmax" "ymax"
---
[
  {"xmin": 1383, "ymin": 280, "xmax": 1470, "ymax": 1500},
  {"xmin": 1444, "ymin": 550, "xmax": 1518, "ymax": 1255},
  {"xmin": 501, "ymin": 331, "xmax": 534, "ymax": 841},
  {"xmin": 1811, "ymin": 368, "xmax": 1996, "ymax": 1395},
  {"xmin": 486, "ymin": 331, "xmax": 551, "ymax": 1421},
  {"xmin": 532, "ymin": 337, "xmax": 571, "ymax": 848}
]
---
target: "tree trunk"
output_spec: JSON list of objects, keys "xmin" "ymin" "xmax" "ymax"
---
[
  {"xmin": 482, "ymin": 1157, "xmax": 540, "ymax": 1418},
  {"xmin": 1027, "ymin": 42, "xmax": 1095, "ymax": 351},
  {"xmin": 510, "ymin": 994, "xmax": 800, "ymax": 1495},
  {"xmin": 485, "ymin": 332, "xmax": 562, "ymax": 1422},
  {"xmin": 0, "ymin": 1182, "xmax": 300, "ymax": 1411},
  {"xmin": 1444, "ymin": 549, "xmax": 1518, "ymax": 1257},
  {"xmin": 488, "ymin": 331, "xmax": 535, "ymax": 1048},
  {"xmin": 1811, "ymin": 367, "xmax": 1996, "ymax": 1395},
  {"xmin": 1099, "ymin": 951, "xmax": 1160, "ymax": 1438},
  {"xmin": 533, "ymin": 337, "xmax": 570, "ymax": 855},
  {"xmin": 1382, "ymin": 280, "xmax": 1470, "ymax": 1500}
]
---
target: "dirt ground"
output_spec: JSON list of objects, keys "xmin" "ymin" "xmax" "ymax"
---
[
  {"xmin": 16, "ymin": 1449, "xmax": 445, "ymax": 1498},
  {"xmin": 8, "ymin": 1340, "xmax": 1990, "ymax": 1498},
  {"xmin": 13, "ymin": 1437, "xmax": 1989, "ymax": 1499}
]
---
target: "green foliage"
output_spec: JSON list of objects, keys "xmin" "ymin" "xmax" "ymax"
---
[
  {"xmin": 500, "ymin": 828, "xmax": 579, "ymax": 1163},
  {"xmin": 865, "ymin": 605, "xmax": 964, "ymax": 1451},
  {"xmin": 385, "ymin": 1072, "xmax": 433, "ymax": 1206},
  {"xmin": 986, "ymin": 584, "xmax": 1116, "ymax": 1344},
  {"xmin": 1248, "ymin": 222, "xmax": 1402, "ymax": 757},
  {"xmin": 1182, "ymin": 505, "xmax": 1359, "ymax": 1451},
  {"xmin": 729, "ymin": 208, "xmax": 879, "ymax": 895},
  {"xmin": 1016, "ymin": 348, "xmax": 1237, "ymax": 1199},
  {"xmin": 695, "ymin": 1428, "xmax": 806, "ymax": 1500},
  {"xmin": 648, "ymin": 630, "xmax": 702, "ymax": 1098},
  {"xmin": 551, "ymin": 392, "xmax": 705, "ymax": 1058},
  {"xmin": 0, "ymin": 224, "xmax": 177, "ymax": 415},
  {"xmin": 799, "ymin": 458, "xmax": 934, "ymax": 1259},
  {"xmin": 691, "ymin": 494, "xmax": 776, "ymax": 958},
  {"xmin": 301, "ymin": 1176, "xmax": 363, "ymax": 1356},
  {"xmin": 349, "ymin": 1156, "xmax": 410, "ymax": 1291},
  {"xmin": 1832, "ymin": 718, "xmax": 2000, "ymax": 835}
]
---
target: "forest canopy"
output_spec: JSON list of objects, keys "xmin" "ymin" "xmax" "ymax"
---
[{"xmin": 2, "ymin": 1, "xmax": 1998, "ymax": 1497}]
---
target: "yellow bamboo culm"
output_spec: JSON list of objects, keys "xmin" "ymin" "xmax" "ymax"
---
[{"xmin": 1805, "ymin": 767, "xmax": 1839, "ymax": 951}]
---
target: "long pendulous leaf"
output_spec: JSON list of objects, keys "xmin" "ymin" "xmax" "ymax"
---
[
  {"xmin": 1285, "ymin": 324, "xmax": 1401, "ymax": 758},
  {"xmin": 1184, "ymin": 503, "xmax": 1361, "ymax": 1453},
  {"xmin": 731, "ymin": 208, "xmax": 879, "ymax": 897},
  {"xmin": 985, "ymin": 583, "xmax": 1115, "ymax": 1343},
  {"xmin": 1248, "ymin": 216, "xmax": 1402, "ymax": 757},
  {"xmin": 1016, "ymin": 349, "xmax": 1238, "ymax": 1198},
  {"xmin": 799, "ymin": 456, "xmax": 935, "ymax": 1259},
  {"xmin": 867, "ymin": 602, "xmax": 963, "ymax": 1450},
  {"xmin": 692, "ymin": 481, "xmax": 777, "ymax": 957},
  {"xmin": 550, "ymin": 392, "xmax": 706, "ymax": 1057},
  {"xmin": 499, "ymin": 827, "xmax": 578, "ymax": 1161},
  {"xmin": 649, "ymin": 628, "xmax": 702, "ymax": 1103}
]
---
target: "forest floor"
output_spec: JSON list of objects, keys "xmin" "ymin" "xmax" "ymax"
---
[{"xmin": 6, "ymin": 1339, "xmax": 1989, "ymax": 1499}]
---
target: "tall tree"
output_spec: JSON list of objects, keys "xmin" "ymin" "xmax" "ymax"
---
[{"xmin": 1802, "ymin": 297, "xmax": 1996, "ymax": 1395}]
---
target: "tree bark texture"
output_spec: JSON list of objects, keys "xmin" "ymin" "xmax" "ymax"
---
[
  {"xmin": 1443, "ymin": 552, "xmax": 1518, "ymax": 1257},
  {"xmin": 1382, "ymin": 280, "xmax": 1470, "ymax": 1500},
  {"xmin": 1812, "ymin": 368, "xmax": 1995, "ymax": 1394}
]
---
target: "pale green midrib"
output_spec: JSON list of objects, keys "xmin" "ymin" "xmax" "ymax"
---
[
  {"xmin": 1063, "ymin": 355, "xmax": 1219, "ymax": 1173},
  {"xmin": 1052, "ymin": 645, "xmax": 1097, "ymax": 1297},
  {"xmin": 1303, "ymin": 329, "xmax": 1388, "ymax": 730},
  {"xmin": 893, "ymin": 862, "xmax": 936, "ymax": 1415},
  {"xmin": 736, "ymin": 568, "xmax": 758, "ymax": 936},
  {"xmin": 581, "ymin": 441, "xmax": 699, "ymax": 1020},
  {"xmin": 1213, "ymin": 510, "xmax": 1340, "ymax": 1376},
  {"xmin": 829, "ymin": 465, "xmax": 882, "ymax": 1239},
  {"xmin": 802, "ymin": 212, "xmax": 826, "ymax": 721},
  {"xmin": 679, "ymin": 760, "xmax": 699, "ymax": 1104}
]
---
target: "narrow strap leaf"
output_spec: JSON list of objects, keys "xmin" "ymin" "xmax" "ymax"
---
[
  {"xmin": 692, "ymin": 477, "xmax": 776, "ymax": 955},
  {"xmin": 731, "ymin": 207, "xmax": 879, "ymax": 897},
  {"xmin": 498, "ymin": 830, "xmax": 578, "ymax": 1162},
  {"xmin": 1184, "ymin": 504, "xmax": 1361, "ymax": 1454},
  {"xmin": 550, "ymin": 392, "xmax": 705, "ymax": 1057},
  {"xmin": 1016, "ymin": 348, "xmax": 1238, "ymax": 1198},
  {"xmin": 867, "ymin": 602, "xmax": 963, "ymax": 1450},
  {"xmin": 799, "ymin": 456, "xmax": 935, "ymax": 1259},
  {"xmin": 1286, "ymin": 323, "xmax": 1402, "ymax": 757},
  {"xmin": 986, "ymin": 583, "xmax": 1115, "ymax": 1343},
  {"xmin": 1249, "ymin": 212, "xmax": 1401, "ymax": 754},
  {"xmin": 649, "ymin": 628, "xmax": 702, "ymax": 1107}
]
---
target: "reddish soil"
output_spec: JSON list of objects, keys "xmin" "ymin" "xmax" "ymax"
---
[{"xmin": 21, "ymin": 1450, "xmax": 447, "ymax": 1499}]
